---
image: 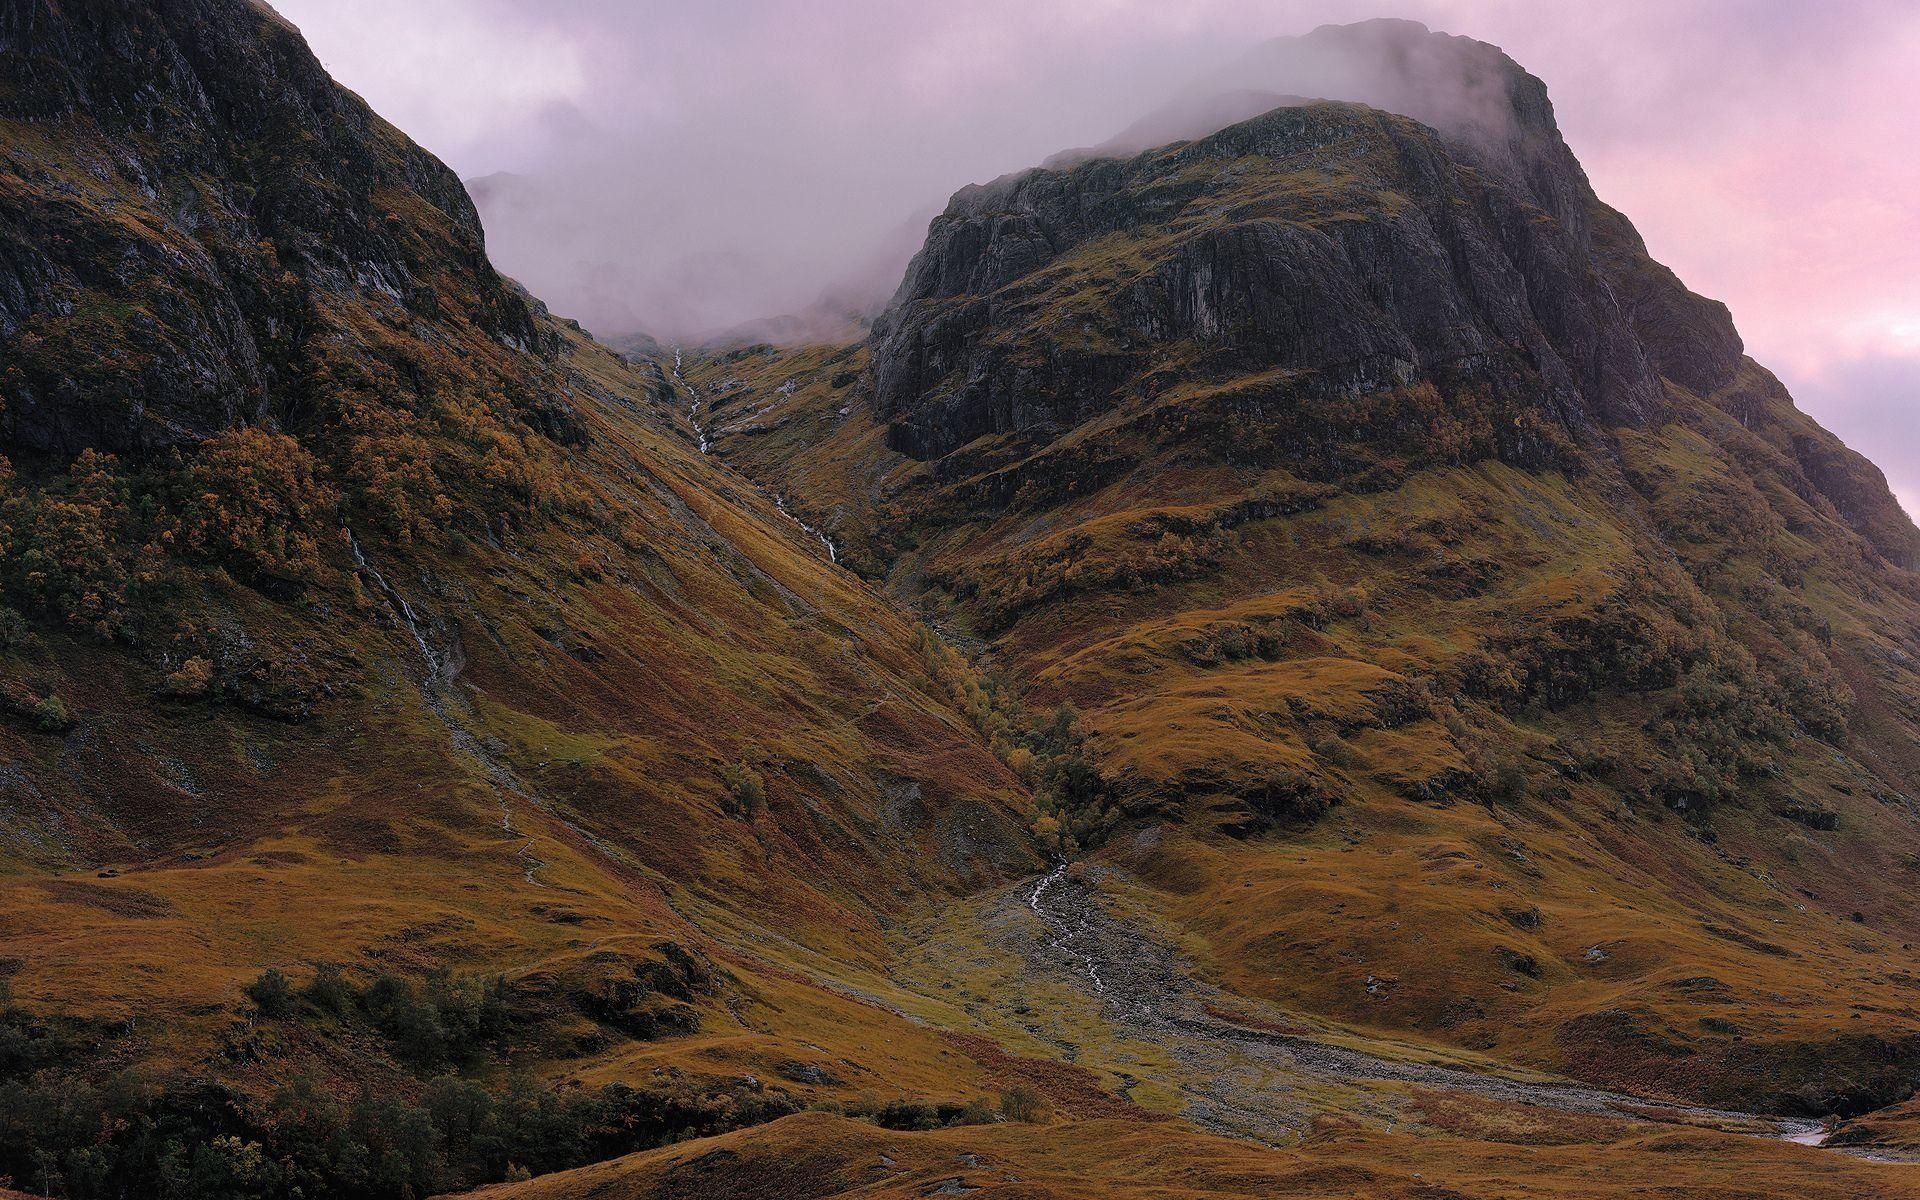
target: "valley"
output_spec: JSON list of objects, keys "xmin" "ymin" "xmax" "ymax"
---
[{"xmin": 3, "ymin": 5, "xmax": 1920, "ymax": 1199}]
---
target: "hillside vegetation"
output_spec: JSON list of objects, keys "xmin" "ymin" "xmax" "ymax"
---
[{"xmin": 7, "ymin": 7, "xmax": 1920, "ymax": 1199}]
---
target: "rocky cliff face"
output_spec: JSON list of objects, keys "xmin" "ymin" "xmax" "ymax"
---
[
  {"xmin": 871, "ymin": 99, "xmax": 1668, "ymax": 467},
  {"xmin": 0, "ymin": 0, "xmax": 548, "ymax": 462}
]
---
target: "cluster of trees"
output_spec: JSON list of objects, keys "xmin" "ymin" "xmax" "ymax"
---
[
  {"xmin": 1452, "ymin": 557, "xmax": 1852, "ymax": 812},
  {"xmin": 171, "ymin": 429, "xmax": 340, "ymax": 584},
  {"xmin": 914, "ymin": 628, "xmax": 1116, "ymax": 854},
  {"xmin": 0, "ymin": 965, "xmax": 1053, "ymax": 1200},
  {"xmin": 0, "ymin": 972, "xmax": 796, "ymax": 1200},
  {"xmin": 0, "ymin": 1061, "xmax": 798, "ymax": 1200},
  {"xmin": 825, "ymin": 1083, "xmax": 1049, "ymax": 1130},
  {"xmin": 0, "ymin": 328, "xmax": 603, "ymax": 647},
  {"xmin": 245, "ymin": 965, "xmax": 520, "ymax": 1069},
  {"xmin": 0, "ymin": 433, "xmax": 341, "ymax": 641},
  {"xmin": 0, "ymin": 449, "xmax": 143, "ymax": 638},
  {"xmin": 310, "ymin": 323, "xmax": 599, "ymax": 554}
]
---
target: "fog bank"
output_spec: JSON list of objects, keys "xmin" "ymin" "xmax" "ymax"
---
[{"xmin": 274, "ymin": 0, "xmax": 1918, "ymax": 510}]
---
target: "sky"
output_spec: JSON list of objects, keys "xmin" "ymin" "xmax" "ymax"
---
[{"xmin": 270, "ymin": 0, "xmax": 1918, "ymax": 516}]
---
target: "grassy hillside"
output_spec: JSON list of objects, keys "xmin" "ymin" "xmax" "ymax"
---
[
  {"xmin": 458, "ymin": 1108, "xmax": 1920, "ymax": 1200},
  {"xmin": 0, "ymin": 2, "xmax": 1042, "ymax": 1195}
]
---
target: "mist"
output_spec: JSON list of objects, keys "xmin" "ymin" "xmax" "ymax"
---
[
  {"xmin": 265, "ymin": 1, "xmax": 1609, "ymax": 343},
  {"xmin": 275, "ymin": 0, "xmax": 1918, "ymax": 508}
]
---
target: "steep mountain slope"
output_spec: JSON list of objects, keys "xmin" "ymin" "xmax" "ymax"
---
[
  {"xmin": 0, "ymin": 2, "xmax": 1041, "ymax": 1195},
  {"xmin": 11, "ymin": 6, "xmax": 1920, "ymax": 1199},
  {"xmin": 679, "ymin": 18, "xmax": 1920, "ymax": 1120}
]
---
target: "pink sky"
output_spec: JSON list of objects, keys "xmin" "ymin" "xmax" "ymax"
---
[{"xmin": 272, "ymin": 0, "xmax": 1918, "ymax": 514}]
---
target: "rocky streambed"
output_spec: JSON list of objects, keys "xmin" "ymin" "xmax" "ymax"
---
[{"xmin": 1009, "ymin": 863, "xmax": 1843, "ymax": 1150}]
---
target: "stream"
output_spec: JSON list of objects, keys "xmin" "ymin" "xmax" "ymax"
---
[
  {"xmin": 1017, "ymin": 864, "xmax": 1843, "ymax": 1150},
  {"xmin": 670, "ymin": 347, "xmax": 711, "ymax": 453},
  {"xmin": 348, "ymin": 528, "xmax": 550, "ymax": 884}
]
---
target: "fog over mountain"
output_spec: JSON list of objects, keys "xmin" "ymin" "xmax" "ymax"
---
[{"xmin": 275, "ymin": 0, "xmax": 1919, "ymax": 513}]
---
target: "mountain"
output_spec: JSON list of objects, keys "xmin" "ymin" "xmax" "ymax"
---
[
  {"xmin": 7, "ymin": 5, "xmax": 1920, "ymax": 1199},
  {"xmin": 0, "ymin": 2, "xmax": 1040, "ymax": 1194},
  {"xmin": 674, "ymin": 14, "xmax": 1920, "ymax": 1136}
]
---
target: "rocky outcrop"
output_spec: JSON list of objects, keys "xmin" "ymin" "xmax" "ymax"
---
[
  {"xmin": 866, "ymin": 21, "xmax": 1917, "ymax": 570},
  {"xmin": 0, "ymin": 0, "xmax": 549, "ymax": 462},
  {"xmin": 869, "ymin": 99, "xmax": 1669, "ymax": 466}
]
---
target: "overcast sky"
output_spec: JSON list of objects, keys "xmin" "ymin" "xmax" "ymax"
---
[{"xmin": 271, "ymin": 0, "xmax": 1918, "ymax": 516}]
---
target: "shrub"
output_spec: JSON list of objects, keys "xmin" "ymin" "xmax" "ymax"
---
[
  {"xmin": 183, "ymin": 1134, "xmax": 276, "ymax": 1200},
  {"xmin": 872, "ymin": 1100, "xmax": 941, "ymax": 1130},
  {"xmin": 1000, "ymin": 1084, "xmax": 1049, "ymax": 1124},
  {"xmin": 718, "ymin": 760, "xmax": 765, "ymax": 817},
  {"xmin": 0, "ymin": 606, "xmax": 27, "ymax": 651},
  {"xmin": 32, "ymin": 693, "xmax": 71, "ymax": 733},
  {"xmin": 244, "ymin": 968, "xmax": 294, "ymax": 1018},
  {"xmin": 161, "ymin": 655, "xmax": 215, "ymax": 698}
]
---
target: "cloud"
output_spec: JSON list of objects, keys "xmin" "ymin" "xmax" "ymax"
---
[
  {"xmin": 266, "ymin": 0, "xmax": 1919, "ymax": 507},
  {"xmin": 281, "ymin": 0, "xmax": 588, "ymax": 165}
]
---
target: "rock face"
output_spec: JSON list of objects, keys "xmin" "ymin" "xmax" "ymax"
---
[
  {"xmin": 872, "ymin": 99, "xmax": 1669, "ymax": 464},
  {"xmin": 0, "ymin": 0, "xmax": 546, "ymax": 461},
  {"xmin": 867, "ymin": 21, "xmax": 1915, "ymax": 571}
]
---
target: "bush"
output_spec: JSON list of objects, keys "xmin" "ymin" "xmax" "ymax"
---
[
  {"xmin": 301, "ymin": 963, "xmax": 356, "ymax": 1014},
  {"xmin": 32, "ymin": 693, "xmax": 71, "ymax": 733},
  {"xmin": 717, "ymin": 760, "xmax": 765, "ymax": 817},
  {"xmin": 872, "ymin": 1100, "xmax": 940, "ymax": 1130},
  {"xmin": 1000, "ymin": 1084, "xmax": 1049, "ymax": 1124},
  {"xmin": 0, "ymin": 606, "xmax": 27, "ymax": 650},
  {"xmin": 162, "ymin": 655, "xmax": 215, "ymax": 698},
  {"xmin": 244, "ymin": 968, "xmax": 295, "ymax": 1019}
]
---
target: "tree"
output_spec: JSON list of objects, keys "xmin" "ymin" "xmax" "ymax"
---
[
  {"xmin": 302, "ymin": 963, "xmax": 356, "ymax": 1014},
  {"xmin": 32, "ymin": 693, "xmax": 71, "ymax": 733},
  {"xmin": 999, "ymin": 1085, "xmax": 1049, "ymax": 1124},
  {"xmin": 244, "ymin": 968, "xmax": 294, "ymax": 1018}
]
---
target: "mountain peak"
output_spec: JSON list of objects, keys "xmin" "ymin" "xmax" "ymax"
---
[{"xmin": 1047, "ymin": 19, "xmax": 1587, "ymax": 245}]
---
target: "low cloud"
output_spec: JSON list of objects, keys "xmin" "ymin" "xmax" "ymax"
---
[{"xmin": 271, "ymin": 0, "xmax": 1919, "ymax": 505}]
